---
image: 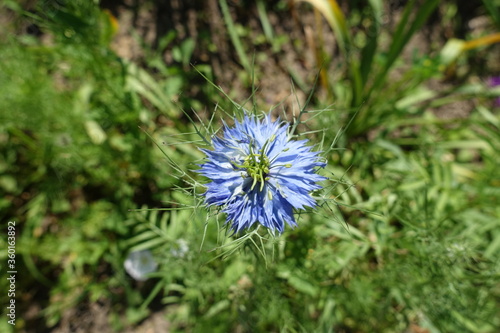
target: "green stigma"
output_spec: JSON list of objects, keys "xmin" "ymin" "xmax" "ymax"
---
[
  {"xmin": 243, "ymin": 152, "xmax": 270, "ymax": 191},
  {"xmin": 230, "ymin": 140, "xmax": 274, "ymax": 191},
  {"xmin": 241, "ymin": 139, "xmax": 273, "ymax": 192}
]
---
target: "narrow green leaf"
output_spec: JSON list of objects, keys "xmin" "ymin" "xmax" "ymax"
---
[{"xmin": 219, "ymin": 0, "xmax": 251, "ymax": 72}]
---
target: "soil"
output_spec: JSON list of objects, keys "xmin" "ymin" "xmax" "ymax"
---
[{"xmin": 51, "ymin": 300, "xmax": 171, "ymax": 333}]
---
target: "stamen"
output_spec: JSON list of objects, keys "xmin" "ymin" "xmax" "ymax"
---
[{"xmin": 243, "ymin": 141, "xmax": 271, "ymax": 191}]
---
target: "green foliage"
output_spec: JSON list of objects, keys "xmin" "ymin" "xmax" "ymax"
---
[
  {"xmin": 0, "ymin": 0, "xmax": 194, "ymax": 329},
  {"xmin": 298, "ymin": 0, "xmax": 500, "ymax": 138}
]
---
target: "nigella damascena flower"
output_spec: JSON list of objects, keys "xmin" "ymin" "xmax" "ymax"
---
[
  {"xmin": 198, "ymin": 113, "xmax": 326, "ymax": 234},
  {"xmin": 488, "ymin": 76, "xmax": 500, "ymax": 106}
]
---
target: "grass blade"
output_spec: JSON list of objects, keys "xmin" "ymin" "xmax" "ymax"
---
[{"xmin": 219, "ymin": 0, "xmax": 251, "ymax": 72}]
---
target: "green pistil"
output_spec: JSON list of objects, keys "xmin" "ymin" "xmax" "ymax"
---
[
  {"xmin": 244, "ymin": 153, "xmax": 270, "ymax": 191},
  {"xmin": 231, "ymin": 139, "xmax": 275, "ymax": 191}
]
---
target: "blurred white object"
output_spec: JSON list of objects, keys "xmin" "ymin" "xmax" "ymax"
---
[
  {"xmin": 124, "ymin": 250, "xmax": 158, "ymax": 281},
  {"xmin": 170, "ymin": 239, "xmax": 189, "ymax": 258}
]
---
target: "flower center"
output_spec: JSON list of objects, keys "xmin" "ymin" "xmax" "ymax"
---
[{"xmin": 243, "ymin": 152, "xmax": 270, "ymax": 191}]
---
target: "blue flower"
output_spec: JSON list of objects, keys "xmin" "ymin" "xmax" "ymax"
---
[
  {"xmin": 488, "ymin": 76, "xmax": 500, "ymax": 107},
  {"xmin": 198, "ymin": 113, "xmax": 326, "ymax": 234}
]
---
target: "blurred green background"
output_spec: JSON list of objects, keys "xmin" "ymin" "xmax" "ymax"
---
[{"xmin": 1, "ymin": 0, "xmax": 499, "ymax": 332}]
